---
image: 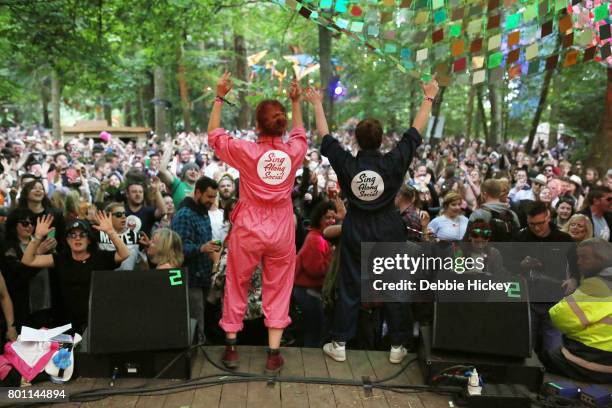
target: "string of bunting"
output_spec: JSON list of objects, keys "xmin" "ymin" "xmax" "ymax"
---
[{"xmin": 274, "ymin": 0, "xmax": 611, "ymax": 85}]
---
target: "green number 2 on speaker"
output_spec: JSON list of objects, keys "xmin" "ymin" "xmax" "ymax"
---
[
  {"xmin": 169, "ymin": 269, "xmax": 183, "ymax": 286},
  {"xmin": 506, "ymin": 281, "xmax": 521, "ymax": 298}
]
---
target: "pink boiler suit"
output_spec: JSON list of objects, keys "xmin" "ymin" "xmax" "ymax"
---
[{"xmin": 208, "ymin": 127, "xmax": 307, "ymax": 332}]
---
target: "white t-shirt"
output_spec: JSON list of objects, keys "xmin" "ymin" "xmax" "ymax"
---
[
  {"xmin": 98, "ymin": 230, "xmax": 140, "ymax": 270},
  {"xmin": 209, "ymin": 209, "xmax": 226, "ymax": 242},
  {"xmin": 204, "ymin": 162, "xmax": 222, "ymax": 179},
  {"xmin": 592, "ymin": 215, "xmax": 611, "ymax": 241},
  {"xmin": 428, "ymin": 215, "xmax": 469, "ymax": 241}
]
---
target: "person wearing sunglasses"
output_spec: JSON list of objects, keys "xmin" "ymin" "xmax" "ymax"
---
[
  {"xmin": 1, "ymin": 207, "xmax": 56, "ymax": 332},
  {"xmin": 458, "ymin": 220, "xmax": 504, "ymax": 276},
  {"xmin": 20, "ymin": 213, "xmax": 129, "ymax": 335},
  {"xmin": 97, "ymin": 202, "xmax": 145, "ymax": 270}
]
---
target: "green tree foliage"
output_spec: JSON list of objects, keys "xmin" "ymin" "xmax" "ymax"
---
[{"xmin": 0, "ymin": 0, "xmax": 608, "ymax": 148}]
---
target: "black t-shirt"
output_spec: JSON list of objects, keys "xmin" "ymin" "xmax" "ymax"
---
[
  {"xmin": 126, "ymin": 205, "xmax": 157, "ymax": 236},
  {"xmin": 52, "ymin": 250, "xmax": 118, "ymax": 332}
]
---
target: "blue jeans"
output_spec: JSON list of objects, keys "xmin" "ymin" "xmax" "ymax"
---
[
  {"xmin": 530, "ymin": 303, "xmax": 562, "ymax": 353},
  {"xmin": 293, "ymin": 286, "xmax": 325, "ymax": 347}
]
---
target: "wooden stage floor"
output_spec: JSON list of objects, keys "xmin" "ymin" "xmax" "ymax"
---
[
  {"xmin": 13, "ymin": 345, "xmax": 607, "ymax": 408},
  {"xmin": 26, "ymin": 346, "xmax": 449, "ymax": 408}
]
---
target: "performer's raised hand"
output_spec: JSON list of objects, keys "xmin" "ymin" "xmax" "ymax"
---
[
  {"xmin": 289, "ymin": 78, "xmax": 301, "ymax": 102},
  {"xmin": 304, "ymin": 87, "xmax": 324, "ymax": 105},
  {"xmin": 421, "ymin": 73, "xmax": 439, "ymax": 99},
  {"xmin": 216, "ymin": 71, "xmax": 233, "ymax": 97}
]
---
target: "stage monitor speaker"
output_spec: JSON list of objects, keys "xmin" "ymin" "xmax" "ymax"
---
[
  {"xmin": 88, "ymin": 268, "xmax": 190, "ymax": 354},
  {"xmin": 433, "ymin": 300, "xmax": 532, "ymax": 358}
]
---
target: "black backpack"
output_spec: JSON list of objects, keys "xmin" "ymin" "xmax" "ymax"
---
[{"xmin": 484, "ymin": 207, "xmax": 518, "ymax": 242}]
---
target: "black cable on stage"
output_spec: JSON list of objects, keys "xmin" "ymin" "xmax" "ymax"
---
[{"xmin": 18, "ymin": 344, "xmax": 464, "ymax": 405}]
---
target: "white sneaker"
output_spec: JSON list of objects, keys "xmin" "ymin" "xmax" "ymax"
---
[
  {"xmin": 389, "ymin": 345, "xmax": 408, "ymax": 364},
  {"xmin": 323, "ymin": 341, "xmax": 346, "ymax": 362}
]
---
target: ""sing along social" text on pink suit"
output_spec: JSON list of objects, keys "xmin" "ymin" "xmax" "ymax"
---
[{"xmin": 208, "ymin": 127, "xmax": 307, "ymax": 332}]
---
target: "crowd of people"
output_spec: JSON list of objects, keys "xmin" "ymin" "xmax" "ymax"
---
[{"xmin": 0, "ymin": 73, "xmax": 610, "ymax": 382}]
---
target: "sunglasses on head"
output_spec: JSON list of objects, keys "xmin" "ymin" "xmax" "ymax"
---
[
  {"xmin": 112, "ymin": 211, "xmax": 126, "ymax": 218},
  {"xmin": 68, "ymin": 231, "xmax": 88, "ymax": 239},
  {"xmin": 18, "ymin": 220, "xmax": 33, "ymax": 227},
  {"xmin": 470, "ymin": 228, "xmax": 492, "ymax": 238}
]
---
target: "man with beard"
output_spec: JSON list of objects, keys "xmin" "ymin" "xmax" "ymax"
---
[
  {"xmin": 580, "ymin": 186, "xmax": 612, "ymax": 242},
  {"xmin": 218, "ymin": 174, "xmax": 236, "ymax": 208},
  {"xmin": 171, "ymin": 176, "xmax": 222, "ymax": 343}
]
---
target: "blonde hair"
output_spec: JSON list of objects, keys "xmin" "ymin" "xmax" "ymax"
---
[
  {"xmin": 151, "ymin": 228, "xmax": 184, "ymax": 267},
  {"xmin": 441, "ymin": 191, "xmax": 462, "ymax": 214},
  {"xmin": 64, "ymin": 190, "xmax": 81, "ymax": 217},
  {"xmin": 561, "ymin": 214, "xmax": 594, "ymax": 241},
  {"xmin": 50, "ymin": 190, "xmax": 65, "ymax": 211}
]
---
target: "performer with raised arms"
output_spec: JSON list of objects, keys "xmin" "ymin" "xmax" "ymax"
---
[
  {"xmin": 207, "ymin": 72, "xmax": 307, "ymax": 374},
  {"xmin": 303, "ymin": 76, "xmax": 440, "ymax": 363}
]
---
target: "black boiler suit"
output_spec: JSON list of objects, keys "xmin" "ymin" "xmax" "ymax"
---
[{"xmin": 321, "ymin": 127, "xmax": 422, "ymax": 344}]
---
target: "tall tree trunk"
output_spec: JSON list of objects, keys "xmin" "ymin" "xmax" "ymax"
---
[
  {"xmin": 488, "ymin": 83, "xmax": 503, "ymax": 146},
  {"xmin": 319, "ymin": 25, "xmax": 334, "ymax": 137},
  {"xmin": 41, "ymin": 85, "xmax": 50, "ymax": 129},
  {"xmin": 502, "ymin": 87, "xmax": 509, "ymax": 142},
  {"xmin": 476, "ymin": 85, "xmax": 489, "ymax": 143},
  {"xmin": 465, "ymin": 86, "xmax": 475, "ymax": 142},
  {"xmin": 587, "ymin": 68, "xmax": 612, "ymax": 174},
  {"xmin": 154, "ymin": 66, "xmax": 167, "ymax": 138},
  {"xmin": 431, "ymin": 87, "xmax": 446, "ymax": 141},
  {"xmin": 124, "ymin": 100, "xmax": 132, "ymax": 127},
  {"xmin": 527, "ymin": 35, "xmax": 561, "ymax": 152},
  {"xmin": 547, "ymin": 75, "xmax": 561, "ymax": 149},
  {"xmin": 145, "ymin": 72, "xmax": 155, "ymax": 128},
  {"xmin": 103, "ymin": 99, "xmax": 112, "ymax": 126},
  {"xmin": 526, "ymin": 68, "xmax": 554, "ymax": 153},
  {"xmin": 136, "ymin": 87, "xmax": 145, "ymax": 127},
  {"xmin": 474, "ymin": 105, "xmax": 481, "ymax": 141},
  {"xmin": 177, "ymin": 43, "xmax": 191, "ymax": 132},
  {"xmin": 234, "ymin": 31, "xmax": 249, "ymax": 130},
  {"xmin": 409, "ymin": 82, "xmax": 417, "ymax": 125},
  {"xmin": 51, "ymin": 68, "xmax": 61, "ymax": 140}
]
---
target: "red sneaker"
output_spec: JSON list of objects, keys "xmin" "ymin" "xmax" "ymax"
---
[
  {"xmin": 265, "ymin": 351, "xmax": 284, "ymax": 375},
  {"xmin": 222, "ymin": 345, "xmax": 239, "ymax": 369}
]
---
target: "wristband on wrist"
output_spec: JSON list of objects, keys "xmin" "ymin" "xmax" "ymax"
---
[
  {"xmin": 215, "ymin": 95, "xmax": 236, "ymax": 107},
  {"xmin": 424, "ymin": 96, "xmax": 435, "ymax": 103}
]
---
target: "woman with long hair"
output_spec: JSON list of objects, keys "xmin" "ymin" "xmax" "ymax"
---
[
  {"xmin": 207, "ymin": 72, "xmax": 307, "ymax": 373},
  {"xmin": 147, "ymin": 228, "xmax": 184, "ymax": 269},
  {"xmin": 17, "ymin": 180, "xmax": 66, "ymax": 248},
  {"xmin": 553, "ymin": 197, "xmax": 575, "ymax": 229}
]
